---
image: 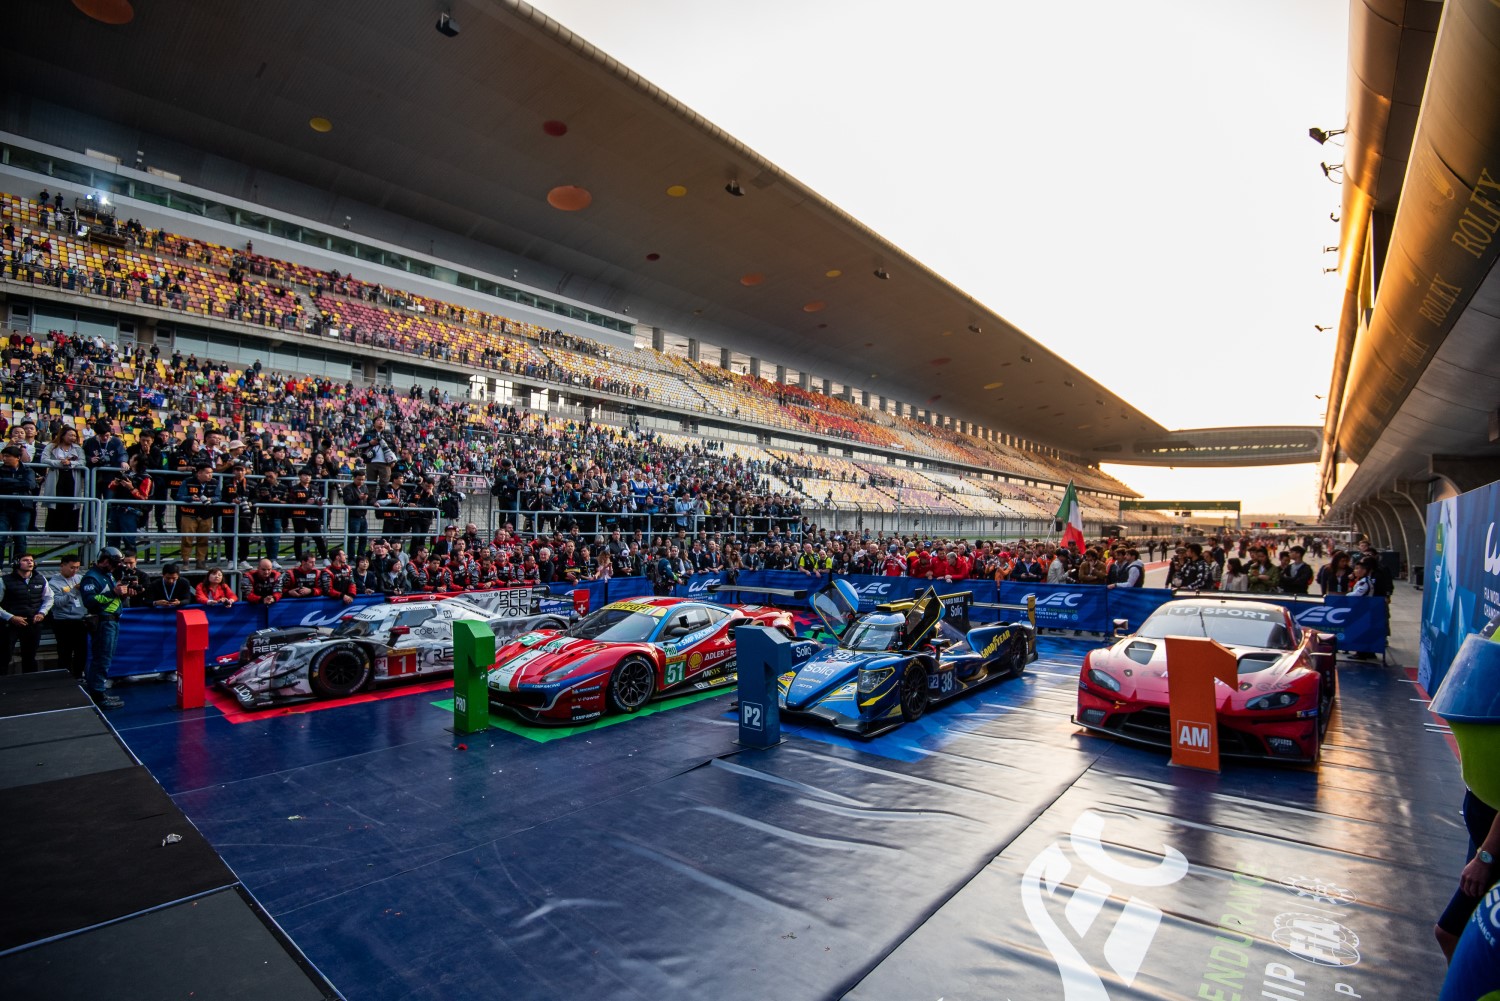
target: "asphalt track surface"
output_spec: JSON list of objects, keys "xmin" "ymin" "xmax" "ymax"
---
[{"xmin": 106, "ymin": 588, "xmax": 1462, "ymax": 1001}]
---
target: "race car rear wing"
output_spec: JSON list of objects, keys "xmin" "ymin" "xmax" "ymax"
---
[
  {"xmin": 1169, "ymin": 589, "xmax": 1326, "ymax": 605},
  {"xmin": 707, "ymin": 583, "xmax": 811, "ymax": 602}
]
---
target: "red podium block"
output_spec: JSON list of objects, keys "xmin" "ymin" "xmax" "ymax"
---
[{"xmin": 176, "ymin": 608, "xmax": 209, "ymax": 710}]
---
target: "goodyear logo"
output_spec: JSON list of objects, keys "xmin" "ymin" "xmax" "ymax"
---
[{"xmin": 979, "ymin": 630, "xmax": 1011, "ymax": 658}]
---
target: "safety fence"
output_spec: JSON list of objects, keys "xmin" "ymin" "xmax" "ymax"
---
[{"xmin": 107, "ymin": 571, "xmax": 1388, "ymax": 677}]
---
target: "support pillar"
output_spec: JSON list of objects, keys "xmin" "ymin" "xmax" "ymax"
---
[
  {"xmin": 687, "ymin": 338, "xmax": 700, "ymax": 362},
  {"xmin": 651, "ymin": 327, "xmax": 665, "ymax": 352}
]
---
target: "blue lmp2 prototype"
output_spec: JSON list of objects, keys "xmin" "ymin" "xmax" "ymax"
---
[{"xmin": 778, "ymin": 579, "xmax": 1036, "ymax": 737}]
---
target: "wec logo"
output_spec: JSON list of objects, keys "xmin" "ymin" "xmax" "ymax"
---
[
  {"xmin": 1486, "ymin": 523, "xmax": 1500, "ymax": 576},
  {"xmin": 686, "ymin": 577, "xmax": 723, "ymax": 595},
  {"xmin": 1293, "ymin": 606, "xmax": 1349, "ymax": 627},
  {"xmin": 298, "ymin": 608, "xmax": 357, "ymax": 628},
  {"xmin": 857, "ymin": 582, "xmax": 894, "ymax": 596},
  {"xmin": 1026, "ymin": 592, "xmax": 1083, "ymax": 608},
  {"xmin": 1021, "ymin": 809, "xmax": 1188, "ymax": 1000}
]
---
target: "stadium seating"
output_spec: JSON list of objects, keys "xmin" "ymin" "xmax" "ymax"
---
[{"xmin": 2, "ymin": 188, "xmax": 1137, "ymax": 512}]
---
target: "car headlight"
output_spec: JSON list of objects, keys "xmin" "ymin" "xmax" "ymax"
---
[
  {"xmin": 1247, "ymin": 691, "xmax": 1299, "ymax": 711},
  {"xmin": 1085, "ymin": 668, "xmax": 1121, "ymax": 693},
  {"xmin": 857, "ymin": 666, "xmax": 894, "ymax": 693},
  {"xmin": 540, "ymin": 658, "xmax": 592, "ymax": 684}
]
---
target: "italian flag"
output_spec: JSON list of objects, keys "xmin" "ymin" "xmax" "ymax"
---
[{"xmin": 1055, "ymin": 480, "xmax": 1085, "ymax": 552}]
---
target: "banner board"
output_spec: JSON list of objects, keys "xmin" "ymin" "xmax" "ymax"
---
[{"xmin": 1421, "ymin": 480, "xmax": 1500, "ymax": 691}]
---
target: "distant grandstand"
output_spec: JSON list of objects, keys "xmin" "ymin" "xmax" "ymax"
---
[{"xmin": 1, "ymin": 184, "xmax": 1174, "ymax": 539}]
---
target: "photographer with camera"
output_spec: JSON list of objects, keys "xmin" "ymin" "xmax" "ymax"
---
[
  {"xmin": 358, "ymin": 417, "xmax": 396, "ymax": 487},
  {"xmin": 103, "ymin": 454, "xmax": 152, "ymax": 552}
]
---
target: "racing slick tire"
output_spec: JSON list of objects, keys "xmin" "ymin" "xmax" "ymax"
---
[
  {"xmin": 900, "ymin": 661, "xmax": 931, "ymax": 722},
  {"xmin": 308, "ymin": 645, "xmax": 373, "ymax": 699},
  {"xmin": 1007, "ymin": 642, "xmax": 1028, "ymax": 679},
  {"xmin": 606, "ymin": 657, "xmax": 656, "ymax": 714}
]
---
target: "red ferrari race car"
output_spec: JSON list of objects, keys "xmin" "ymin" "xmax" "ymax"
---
[
  {"xmin": 1074, "ymin": 596, "xmax": 1338, "ymax": 763},
  {"xmin": 485, "ymin": 596, "xmax": 796, "ymax": 724}
]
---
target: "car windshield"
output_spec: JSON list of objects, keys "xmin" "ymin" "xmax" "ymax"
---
[
  {"xmin": 1136, "ymin": 606, "xmax": 1292, "ymax": 650},
  {"xmin": 565, "ymin": 608, "xmax": 659, "ymax": 643},
  {"xmin": 843, "ymin": 616, "xmax": 904, "ymax": 652},
  {"xmin": 331, "ymin": 618, "xmax": 378, "ymax": 638}
]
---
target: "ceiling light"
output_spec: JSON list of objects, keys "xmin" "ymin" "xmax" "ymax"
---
[
  {"xmin": 1020, "ymin": 355, "xmax": 1033, "ymax": 363},
  {"xmin": 1320, "ymin": 162, "xmax": 1344, "ymax": 181},
  {"xmin": 436, "ymin": 12, "xmax": 460, "ymax": 37},
  {"xmin": 72, "ymin": 0, "xmax": 134, "ymax": 24},
  {"xmin": 309, "ymin": 117, "xmax": 333, "ymax": 133},
  {"xmin": 872, "ymin": 268, "xmax": 890, "ymax": 280},
  {"xmin": 967, "ymin": 323, "xmax": 981, "ymax": 334},
  {"xmin": 724, "ymin": 180, "xmax": 744, "ymax": 197},
  {"xmin": 1314, "ymin": 324, "xmax": 1331, "ymax": 332},
  {"xmin": 666, "ymin": 185, "xmax": 688, "ymax": 197},
  {"xmin": 1309, "ymin": 126, "xmax": 1345, "ymax": 145}
]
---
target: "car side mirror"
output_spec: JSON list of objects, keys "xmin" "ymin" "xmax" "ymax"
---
[{"xmin": 1112, "ymin": 618, "xmax": 1129, "ymax": 637}]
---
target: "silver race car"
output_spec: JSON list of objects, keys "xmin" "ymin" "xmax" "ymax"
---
[{"xmin": 220, "ymin": 587, "xmax": 569, "ymax": 708}]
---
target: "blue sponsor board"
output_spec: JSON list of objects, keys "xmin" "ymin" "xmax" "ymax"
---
[{"xmin": 1422, "ymin": 480, "xmax": 1500, "ymax": 691}]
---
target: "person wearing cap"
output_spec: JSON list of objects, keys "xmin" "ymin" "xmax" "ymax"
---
[
  {"xmin": 84, "ymin": 421, "xmax": 128, "ymax": 500},
  {"xmin": 176, "ymin": 463, "xmax": 219, "ymax": 570},
  {"xmin": 79, "ymin": 547, "xmax": 131, "ymax": 709},
  {"xmin": 0, "ymin": 553, "xmax": 53, "ymax": 674},
  {"xmin": 47, "ymin": 553, "xmax": 89, "ymax": 678}
]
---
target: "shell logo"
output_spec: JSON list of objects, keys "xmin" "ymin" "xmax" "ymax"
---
[{"xmin": 689, "ymin": 652, "xmax": 703, "ymax": 671}]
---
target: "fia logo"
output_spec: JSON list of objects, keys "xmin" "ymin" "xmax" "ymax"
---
[
  {"xmin": 1486, "ymin": 523, "xmax": 1500, "ymax": 576},
  {"xmin": 1176, "ymin": 720, "xmax": 1211, "ymax": 750},
  {"xmin": 1021, "ymin": 810, "xmax": 1188, "ymax": 1000},
  {"xmin": 742, "ymin": 703, "xmax": 764, "ymax": 731}
]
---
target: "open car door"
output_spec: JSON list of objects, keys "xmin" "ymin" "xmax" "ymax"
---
[
  {"xmin": 903, "ymin": 588, "xmax": 944, "ymax": 650},
  {"xmin": 811, "ymin": 578, "xmax": 861, "ymax": 640}
]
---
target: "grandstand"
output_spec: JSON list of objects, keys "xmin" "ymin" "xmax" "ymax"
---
[{"xmin": 2, "ymin": 185, "xmax": 1140, "ymax": 540}]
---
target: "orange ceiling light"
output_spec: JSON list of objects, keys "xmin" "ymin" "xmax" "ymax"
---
[
  {"xmin": 73, "ymin": 0, "xmax": 133, "ymax": 24},
  {"xmin": 824, "ymin": 269, "xmax": 842, "ymax": 278},
  {"xmin": 542, "ymin": 120, "xmax": 568, "ymax": 137},
  {"xmin": 666, "ymin": 185, "xmax": 688, "ymax": 197},
  {"xmin": 546, "ymin": 186, "xmax": 592, "ymax": 211},
  {"xmin": 803, "ymin": 301, "xmax": 826, "ymax": 313},
  {"xmin": 309, "ymin": 117, "xmax": 333, "ymax": 133},
  {"xmin": 983, "ymin": 381, "xmax": 1003, "ymax": 389},
  {"xmin": 740, "ymin": 273, "xmax": 765, "ymax": 287}
]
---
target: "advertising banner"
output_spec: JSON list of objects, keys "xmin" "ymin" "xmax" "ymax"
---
[
  {"xmin": 111, "ymin": 604, "xmax": 265, "ymax": 676},
  {"xmin": 1421, "ymin": 480, "xmax": 1500, "ymax": 691},
  {"xmin": 265, "ymin": 594, "xmax": 384, "ymax": 630},
  {"xmin": 1000, "ymin": 582, "xmax": 1110, "ymax": 631}
]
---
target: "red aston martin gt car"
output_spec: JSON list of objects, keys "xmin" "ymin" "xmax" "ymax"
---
[{"xmin": 1073, "ymin": 596, "xmax": 1338, "ymax": 763}]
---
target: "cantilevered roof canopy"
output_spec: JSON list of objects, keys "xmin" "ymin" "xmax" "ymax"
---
[{"xmin": 1, "ymin": 0, "xmax": 1164, "ymax": 453}]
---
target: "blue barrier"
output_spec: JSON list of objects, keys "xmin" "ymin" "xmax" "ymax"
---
[{"xmin": 104, "ymin": 573, "xmax": 1389, "ymax": 678}]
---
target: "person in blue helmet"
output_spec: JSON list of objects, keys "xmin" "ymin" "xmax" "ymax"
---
[{"xmin": 78, "ymin": 546, "xmax": 130, "ymax": 709}]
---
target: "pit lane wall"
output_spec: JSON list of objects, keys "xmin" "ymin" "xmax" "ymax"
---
[
  {"xmin": 673, "ymin": 571, "xmax": 1388, "ymax": 653},
  {"xmin": 107, "ymin": 573, "xmax": 1387, "ymax": 676},
  {"xmin": 1420, "ymin": 479, "xmax": 1500, "ymax": 691}
]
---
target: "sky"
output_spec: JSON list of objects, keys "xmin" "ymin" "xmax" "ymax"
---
[{"xmin": 527, "ymin": 0, "xmax": 1351, "ymax": 515}]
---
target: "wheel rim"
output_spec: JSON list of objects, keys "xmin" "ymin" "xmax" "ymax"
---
[
  {"xmin": 902, "ymin": 669, "xmax": 927, "ymax": 716},
  {"xmin": 325, "ymin": 653, "xmax": 362, "ymax": 688},
  {"xmin": 616, "ymin": 660, "xmax": 654, "ymax": 707}
]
